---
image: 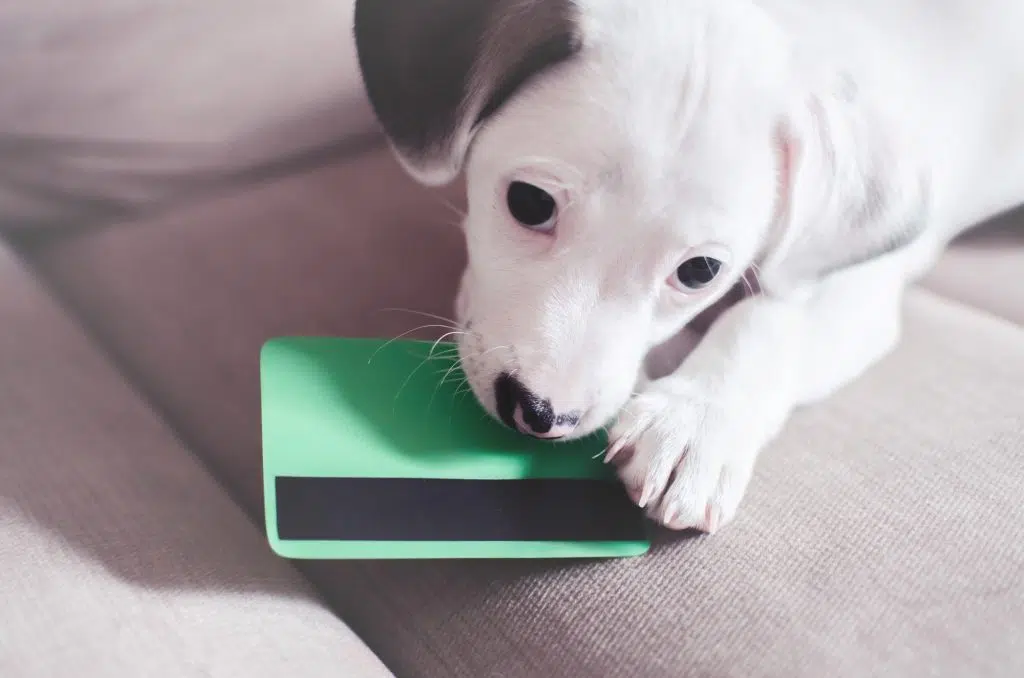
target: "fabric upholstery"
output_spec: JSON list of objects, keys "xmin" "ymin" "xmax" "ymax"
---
[
  {"xmin": 0, "ymin": 0, "xmax": 377, "ymax": 228},
  {"xmin": 922, "ymin": 207, "xmax": 1024, "ymax": 325},
  {"xmin": 22, "ymin": 147, "xmax": 1024, "ymax": 677},
  {"xmin": 19, "ymin": 147, "xmax": 467, "ymax": 513},
  {"xmin": 0, "ymin": 244, "xmax": 392, "ymax": 677}
]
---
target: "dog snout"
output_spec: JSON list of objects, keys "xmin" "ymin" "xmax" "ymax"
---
[{"xmin": 493, "ymin": 372, "xmax": 580, "ymax": 439}]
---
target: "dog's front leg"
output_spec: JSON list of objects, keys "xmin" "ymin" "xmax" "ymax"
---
[{"xmin": 607, "ymin": 255, "xmax": 911, "ymax": 532}]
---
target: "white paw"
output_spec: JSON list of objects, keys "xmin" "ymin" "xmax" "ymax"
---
[{"xmin": 605, "ymin": 382, "xmax": 762, "ymax": 533}]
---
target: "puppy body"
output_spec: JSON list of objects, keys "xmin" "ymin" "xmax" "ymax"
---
[
  {"xmin": 355, "ymin": 0, "xmax": 1024, "ymax": 531},
  {"xmin": 763, "ymin": 0, "xmax": 1024, "ymax": 235}
]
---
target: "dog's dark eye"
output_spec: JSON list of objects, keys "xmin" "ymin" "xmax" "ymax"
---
[
  {"xmin": 675, "ymin": 257, "xmax": 722, "ymax": 290},
  {"xmin": 506, "ymin": 181, "xmax": 556, "ymax": 232}
]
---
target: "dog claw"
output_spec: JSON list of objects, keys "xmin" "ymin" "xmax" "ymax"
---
[
  {"xmin": 638, "ymin": 480, "xmax": 658, "ymax": 508},
  {"xmin": 598, "ymin": 436, "xmax": 630, "ymax": 467},
  {"xmin": 604, "ymin": 437, "xmax": 628, "ymax": 464},
  {"xmin": 703, "ymin": 503, "xmax": 721, "ymax": 534}
]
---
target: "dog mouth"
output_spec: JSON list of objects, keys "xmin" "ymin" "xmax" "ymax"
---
[
  {"xmin": 456, "ymin": 341, "xmax": 595, "ymax": 440},
  {"xmin": 493, "ymin": 372, "xmax": 583, "ymax": 440},
  {"xmin": 454, "ymin": 318, "xmax": 624, "ymax": 442}
]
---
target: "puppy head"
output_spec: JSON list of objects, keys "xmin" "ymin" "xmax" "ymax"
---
[{"xmin": 355, "ymin": 0, "xmax": 926, "ymax": 438}]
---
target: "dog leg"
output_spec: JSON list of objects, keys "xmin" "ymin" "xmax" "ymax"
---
[{"xmin": 606, "ymin": 252, "xmax": 913, "ymax": 532}]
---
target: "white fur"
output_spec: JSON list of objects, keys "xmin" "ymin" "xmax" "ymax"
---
[{"xmin": 445, "ymin": 0, "xmax": 1024, "ymax": 531}]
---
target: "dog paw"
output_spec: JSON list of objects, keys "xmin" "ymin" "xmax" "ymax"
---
[{"xmin": 605, "ymin": 383, "xmax": 761, "ymax": 533}]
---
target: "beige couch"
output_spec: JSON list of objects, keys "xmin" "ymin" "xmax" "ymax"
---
[{"xmin": 3, "ymin": 2, "xmax": 1023, "ymax": 676}]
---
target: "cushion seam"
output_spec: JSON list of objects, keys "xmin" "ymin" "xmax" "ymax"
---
[
  {"xmin": 0, "ymin": 132, "xmax": 386, "ymax": 235},
  {"xmin": 3, "ymin": 240, "xmax": 387, "ymax": 639}
]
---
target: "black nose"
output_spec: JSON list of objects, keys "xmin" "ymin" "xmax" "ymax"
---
[{"xmin": 494, "ymin": 373, "xmax": 580, "ymax": 438}]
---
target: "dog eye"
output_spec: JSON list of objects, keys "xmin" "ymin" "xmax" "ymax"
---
[
  {"xmin": 506, "ymin": 181, "xmax": 557, "ymax": 232},
  {"xmin": 675, "ymin": 256, "xmax": 722, "ymax": 290}
]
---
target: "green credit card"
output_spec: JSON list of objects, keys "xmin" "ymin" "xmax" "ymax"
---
[{"xmin": 260, "ymin": 336, "xmax": 651, "ymax": 559}]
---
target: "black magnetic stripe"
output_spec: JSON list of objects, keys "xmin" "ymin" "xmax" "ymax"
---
[{"xmin": 275, "ymin": 476, "xmax": 646, "ymax": 543}]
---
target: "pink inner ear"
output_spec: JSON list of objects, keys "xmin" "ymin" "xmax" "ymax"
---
[
  {"xmin": 753, "ymin": 125, "xmax": 802, "ymax": 292},
  {"xmin": 773, "ymin": 127, "xmax": 796, "ymax": 229}
]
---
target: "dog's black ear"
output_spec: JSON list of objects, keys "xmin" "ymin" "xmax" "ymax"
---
[
  {"xmin": 354, "ymin": 0, "xmax": 582, "ymax": 186},
  {"xmin": 762, "ymin": 72, "xmax": 930, "ymax": 290}
]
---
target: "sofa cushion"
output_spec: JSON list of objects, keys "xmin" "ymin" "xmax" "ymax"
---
[
  {"xmin": 922, "ymin": 207, "xmax": 1024, "ymax": 325},
  {"xmin": 22, "ymin": 148, "xmax": 1024, "ymax": 677},
  {"xmin": 18, "ymin": 147, "xmax": 467, "ymax": 511},
  {"xmin": 0, "ymin": 245, "xmax": 392, "ymax": 677},
  {"xmin": 0, "ymin": 0, "xmax": 376, "ymax": 228}
]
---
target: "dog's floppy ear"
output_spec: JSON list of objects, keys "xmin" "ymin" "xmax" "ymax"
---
[
  {"xmin": 353, "ymin": 0, "xmax": 582, "ymax": 186},
  {"xmin": 762, "ymin": 70, "xmax": 930, "ymax": 290}
]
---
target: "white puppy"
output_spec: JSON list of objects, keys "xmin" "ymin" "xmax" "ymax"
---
[{"xmin": 353, "ymin": 0, "xmax": 1024, "ymax": 532}]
